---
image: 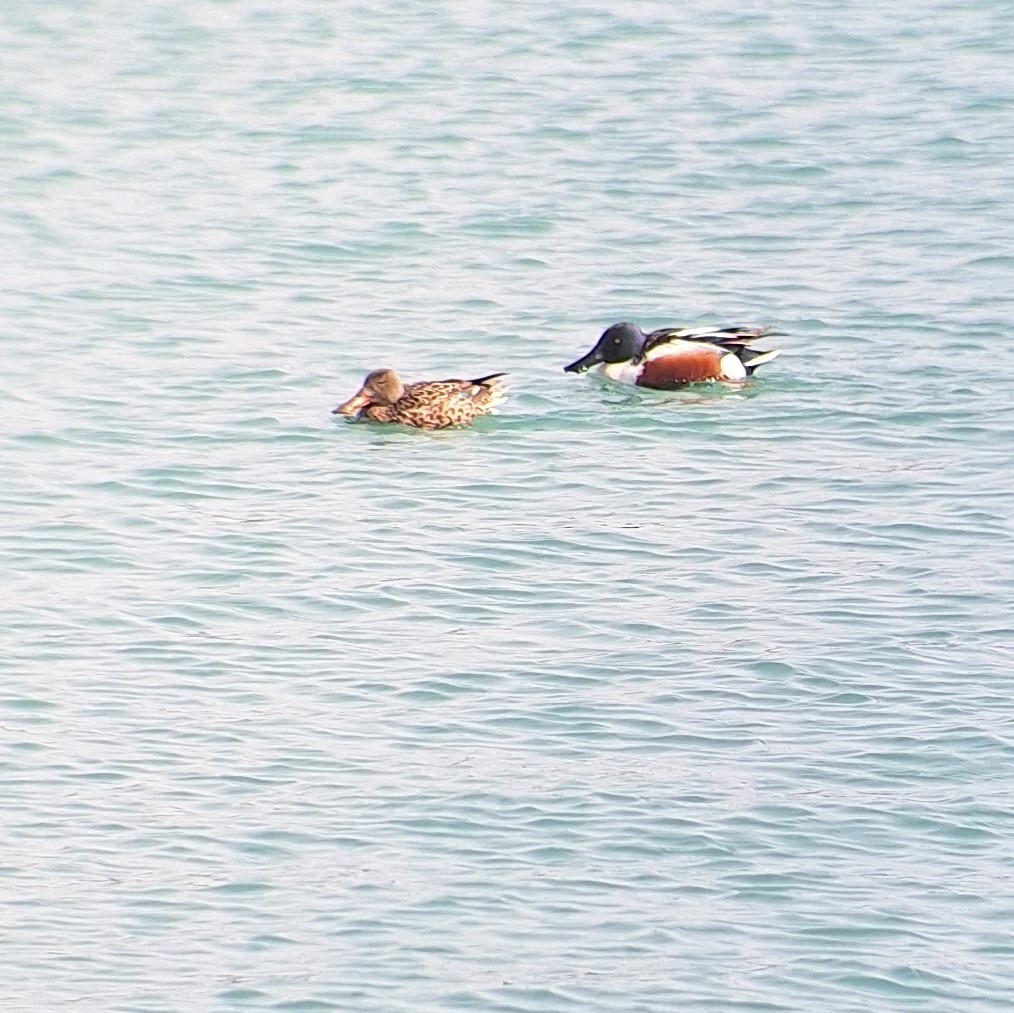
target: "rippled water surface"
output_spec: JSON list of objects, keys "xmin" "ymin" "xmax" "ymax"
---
[{"xmin": 3, "ymin": 1, "xmax": 1014, "ymax": 1010}]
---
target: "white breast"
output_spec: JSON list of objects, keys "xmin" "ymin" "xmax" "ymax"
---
[{"xmin": 601, "ymin": 361, "xmax": 643, "ymax": 385}]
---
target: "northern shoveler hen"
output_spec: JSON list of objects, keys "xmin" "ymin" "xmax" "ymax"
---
[
  {"xmin": 564, "ymin": 322, "xmax": 783, "ymax": 388},
  {"xmin": 333, "ymin": 368, "xmax": 509, "ymax": 429}
]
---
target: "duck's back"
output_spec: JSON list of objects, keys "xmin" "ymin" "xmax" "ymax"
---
[
  {"xmin": 386, "ymin": 376, "xmax": 508, "ymax": 429},
  {"xmin": 642, "ymin": 325, "xmax": 775, "ymax": 358}
]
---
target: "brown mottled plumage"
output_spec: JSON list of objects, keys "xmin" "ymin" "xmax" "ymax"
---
[{"xmin": 333, "ymin": 368, "xmax": 509, "ymax": 430}]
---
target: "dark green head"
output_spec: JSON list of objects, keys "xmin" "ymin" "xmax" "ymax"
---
[{"xmin": 564, "ymin": 322, "xmax": 648, "ymax": 373}]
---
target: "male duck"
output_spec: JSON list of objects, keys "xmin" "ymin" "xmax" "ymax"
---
[
  {"xmin": 333, "ymin": 368, "xmax": 509, "ymax": 430},
  {"xmin": 564, "ymin": 322, "xmax": 782, "ymax": 388}
]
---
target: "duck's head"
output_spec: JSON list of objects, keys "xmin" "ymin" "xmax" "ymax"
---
[
  {"xmin": 564, "ymin": 322, "xmax": 647, "ymax": 373},
  {"xmin": 333, "ymin": 368, "xmax": 405, "ymax": 416}
]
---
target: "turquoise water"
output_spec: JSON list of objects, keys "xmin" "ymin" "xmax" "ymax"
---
[{"xmin": 3, "ymin": 2, "xmax": 1014, "ymax": 1010}]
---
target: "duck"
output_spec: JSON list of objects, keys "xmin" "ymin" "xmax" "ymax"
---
[
  {"xmin": 333, "ymin": 368, "xmax": 509, "ymax": 429},
  {"xmin": 564, "ymin": 322, "xmax": 782, "ymax": 388}
]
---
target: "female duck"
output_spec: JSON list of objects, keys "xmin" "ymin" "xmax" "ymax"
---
[
  {"xmin": 333, "ymin": 368, "xmax": 509, "ymax": 430},
  {"xmin": 564, "ymin": 322, "xmax": 782, "ymax": 388}
]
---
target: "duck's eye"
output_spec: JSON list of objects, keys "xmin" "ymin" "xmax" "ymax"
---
[{"xmin": 613, "ymin": 336, "xmax": 621, "ymax": 344}]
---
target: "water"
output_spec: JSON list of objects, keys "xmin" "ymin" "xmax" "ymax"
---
[{"xmin": 3, "ymin": 1, "xmax": 1014, "ymax": 1010}]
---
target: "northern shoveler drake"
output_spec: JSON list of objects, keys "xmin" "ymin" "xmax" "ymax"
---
[
  {"xmin": 333, "ymin": 368, "xmax": 509, "ymax": 430},
  {"xmin": 564, "ymin": 322, "xmax": 783, "ymax": 388}
]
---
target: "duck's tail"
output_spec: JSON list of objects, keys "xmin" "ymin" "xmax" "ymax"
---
[
  {"xmin": 740, "ymin": 348, "xmax": 781, "ymax": 375},
  {"xmin": 468, "ymin": 372, "xmax": 510, "ymax": 411}
]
